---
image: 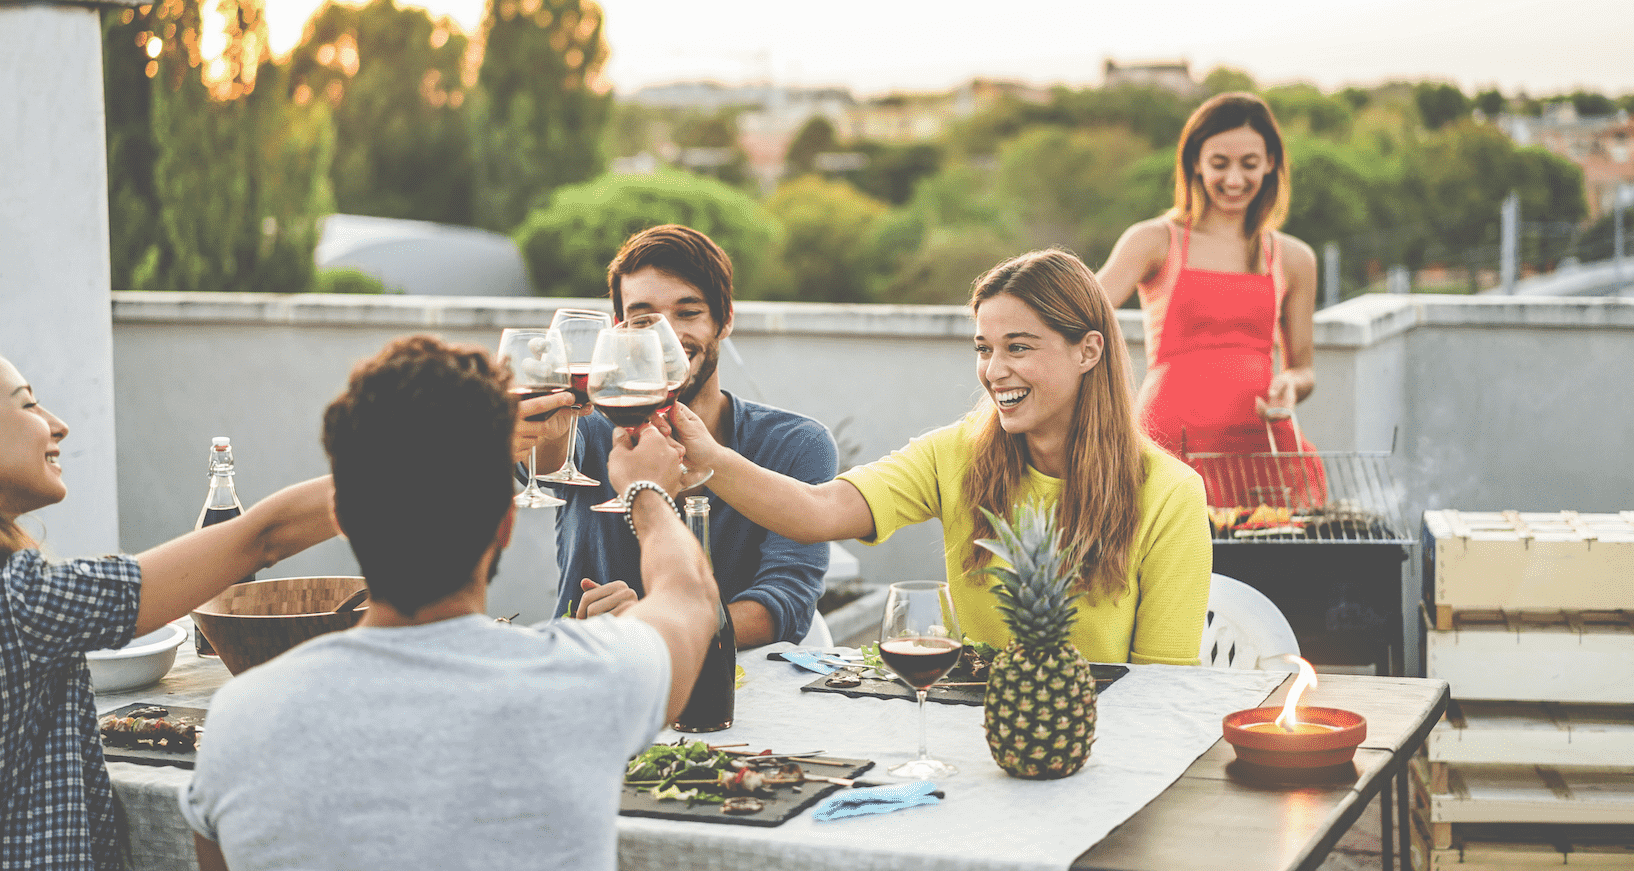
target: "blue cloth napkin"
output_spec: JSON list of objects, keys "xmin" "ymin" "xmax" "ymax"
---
[
  {"xmin": 780, "ymin": 649, "xmax": 838, "ymax": 675},
  {"xmin": 811, "ymin": 781, "xmax": 942, "ymax": 821}
]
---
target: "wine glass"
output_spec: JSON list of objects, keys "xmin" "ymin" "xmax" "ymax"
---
[
  {"xmin": 879, "ymin": 581, "xmax": 964, "ymax": 779},
  {"xmin": 496, "ymin": 328, "xmax": 567, "ymax": 509},
  {"xmin": 535, "ymin": 308, "xmax": 612, "ymax": 487},
  {"xmin": 623, "ymin": 313, "xmax": 712, "ymax": 490},
  {"xmin": 587, "ymin": 326, "xmax": 670, "ymax": 513}
]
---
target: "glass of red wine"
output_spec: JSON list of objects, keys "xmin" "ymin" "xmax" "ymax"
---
[
  {"xmin": 622, "ymin": 313, "xmax": 712, "ymax": 490},
  {"xmin": 588, "ymin": 326, "xmax": 670, "ymax": 513},
  {"xmin": 535, "ymin": 308, "xmax": 611, "ymax": 488},
  {"xmin": 497, "ymin": 328, "xmax": 567, "ymax": 509},
  {"xmin": 879, "ymin": 580, "xmax": 964, "ymax": 779}
]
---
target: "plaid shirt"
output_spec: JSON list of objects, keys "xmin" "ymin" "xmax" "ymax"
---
[{"xmin": 2, "ymin": 550, "xmax": 141, "ymax": 871}]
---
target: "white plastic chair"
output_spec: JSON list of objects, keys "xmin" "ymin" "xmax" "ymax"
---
[
  {"xmin": 798, "ymin": 610, "xmax": 834, "ymax": 648},
  {"xmin": 1199, "ymin": 573, "xmax": 1301, "ymax": 671}
]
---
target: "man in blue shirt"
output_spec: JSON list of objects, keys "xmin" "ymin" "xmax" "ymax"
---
[{"xmin": 522, "ymin": 225, "xmax": 836, "ymax": 647}]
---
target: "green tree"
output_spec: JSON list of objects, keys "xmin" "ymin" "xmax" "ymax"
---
[
  {"xmin": 1201, "ymin": 67, "xmax": 1257, "ymax": 96},
  {"xmin": 1413, "ymin": 82, "xmax": 1470, "ymax": 130},
  {"xmin": 1281, "ymin": 136, "xmax": 1376, "ymax": 248},
  {"xmin": 116, "ymin": 0, "xmax": 333, "ymax": 293},
  {"xmin": 1265, "ymin": 83, "xmax": 1353, "ymax": 136},
  {"xmin": 672, "ymin": 109, "xmax": 751, "ymax": 188},
  {"xmin": 471, "ymin": 0, "xmax": 611, "ymax": 232},
  {"xmin": 784, "ymin": 115, "xmax": 839, "ymax": 178},
  {"xmin": 848, "ymin": 141, "xmax": 944, "ymax": 206},
  {"xmin": 514, "ymin": 169, "xmax": 777, "ymax": 297},
  {"xmin": 995, "ymin": 125, "xmax": 1157, "ymax": 265},
  {"xmin": 1474, "ymin": 89, "xmax": 1506, "ymax": 117},
  {"xmin": 1564, "ymin": 90, "xmax": 1616, "ymax": 117},
  {"xmin": 102, "ymin": 6, "xmax": 162, "ymax": 291},
  {"xmin": 765, "ymin": 176, "xmax": 890, "ymax": 303},
  {"xmin": 288, "ymin": 0, "xmax": 473, "ymax": 224}
]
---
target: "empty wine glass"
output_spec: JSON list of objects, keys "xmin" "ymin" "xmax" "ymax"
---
[
  {"xmin": 879, "ymin": 581, "xmax": 964, "ymax": 779},
  {"xmin": 496, "ymin": 328, "xmax": 566, "ymax": 509},
  {"xmin": 588, "ymin": 326, "xmax": 670, "ymax": 513},
  {"xmin": 623, "ymin": 313, "xmax": 712, "ymax": 491},
  {"xmin": 535, "ymin": 308, "xmax": 612, "ymax": 487}
]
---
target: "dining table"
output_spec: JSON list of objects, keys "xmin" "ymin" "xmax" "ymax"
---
[{"xmin": 99, "ymin": 620, "xmax": 1448, "ymax": 871}]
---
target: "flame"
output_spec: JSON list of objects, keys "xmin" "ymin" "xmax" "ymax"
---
[{"xmin": 1273, "ymin": 655, "xmax": 1318, "ymax": 731}]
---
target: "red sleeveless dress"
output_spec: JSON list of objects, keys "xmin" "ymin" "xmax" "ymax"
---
[{"xmin": 1135, "ymin": 222, "xmax": 1327, "ymax": 509}]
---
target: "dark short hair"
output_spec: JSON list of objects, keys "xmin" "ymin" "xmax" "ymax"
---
[
  {"xmin": 322, "ymin": 335, "xmax": 514, "ymax": 615},
  {"xmin": 607, "ymin": 224, "xmax": 733, "ymax": 330}
]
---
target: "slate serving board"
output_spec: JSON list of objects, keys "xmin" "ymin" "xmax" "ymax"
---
[
  {"xmin": 98, "ymin": 703, "xmax": 207, "ymax": 769},
  {"xmin": 800, "ymin": 663, "xmax": 1130, "ymax": 707},
  {"xmin": 620, "ymin": 755, "xmax": 874, "ymax": 827}
]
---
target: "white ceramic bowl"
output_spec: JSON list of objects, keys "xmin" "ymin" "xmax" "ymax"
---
[{"xmin": 85, "ymin": 622, "xmax": 187, "ymax": 693}]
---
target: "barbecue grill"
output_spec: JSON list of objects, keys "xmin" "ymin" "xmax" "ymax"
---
[{"xmin": 1185, "ymin": 431, "xmax": 1417, "ymax": 676}]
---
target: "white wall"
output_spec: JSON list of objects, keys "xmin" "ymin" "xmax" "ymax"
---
[{"xmin": 0, "ymin": 5, "xmax": 121, "ymax": 557}]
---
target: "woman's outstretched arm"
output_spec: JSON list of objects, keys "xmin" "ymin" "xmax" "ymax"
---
[
  {"xmin": 133, "ymin": 477, "xmax": 338, "ymax": 636},
  {"xmin": 1260, "ymin": 233, "xmax": 1319, "ymax": 419},
  {"xmin": 666, "ymin": 403, "xmax": 874, "ymax": 544},
  {"xmin": 1097, "ymin": 219, "xmax": 1170, "ymax": 308}
]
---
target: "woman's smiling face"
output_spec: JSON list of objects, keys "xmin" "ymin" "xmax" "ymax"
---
[
  {"xmin": 0, "ymin": 358, "xmax": 69, "ymax": 519},
  {"xmin": 1195, "ymin": 125, "xmax": 1272, "ymax": 217},
  {"xmin": 974, "ymin": 293, "xmax": 1102, "ymax": 442}
]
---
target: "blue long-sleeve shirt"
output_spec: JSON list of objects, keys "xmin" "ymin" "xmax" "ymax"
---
[{"xmin": 548, "ymin": 392, "xmax": 836, "ymax": 643}]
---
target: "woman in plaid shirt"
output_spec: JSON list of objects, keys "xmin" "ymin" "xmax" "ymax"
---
[{"xmin": 0, "ymin": 354, "xmax": 337, "ymax": 870}]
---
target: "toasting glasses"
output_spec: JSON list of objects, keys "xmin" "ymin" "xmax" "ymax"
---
[
  {"xmin": 496, "ymin": 328, "xmax": 567, "ymax": 509},
  {"xmin": 535, "ymin": 308, "xmax": 612, "ymax": 488},
  {"xmin": 879, "ymin": 581, "xmax": 964, "ymax": 779},
  {"xmin": 587, "ymin": 326, "xmax": 670, "ymax": 513}
]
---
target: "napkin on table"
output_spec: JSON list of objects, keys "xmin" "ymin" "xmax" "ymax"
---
[{"xmin": 811, "ymin": 781, "xmax": 942, "ymax": 821}]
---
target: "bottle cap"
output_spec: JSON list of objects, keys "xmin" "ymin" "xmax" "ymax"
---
[
  {"xmin": 212, "ymin": 437, "xmax": 231, "ymax": 449},
  {"xmin": 685, "ymin": 495, "xmax": 709, "ymax": 511}
]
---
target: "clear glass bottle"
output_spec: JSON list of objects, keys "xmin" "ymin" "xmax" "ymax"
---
[
  {"xmin": 193, "ymin": 437, "xmax": 254, "ymax": 656},
  {"xmin": 672, "ymin": 495, "xmax": 736, "ymax": 732}
]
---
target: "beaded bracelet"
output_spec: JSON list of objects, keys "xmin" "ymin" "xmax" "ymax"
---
[{"xmin": 623, "ymin": 480, "xmax": 680, "ymax": 540}]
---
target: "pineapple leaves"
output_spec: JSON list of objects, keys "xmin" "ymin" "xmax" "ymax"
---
[{"xmin": 973, "ymin": 501, "xmax": 1091, "ymax": 641}]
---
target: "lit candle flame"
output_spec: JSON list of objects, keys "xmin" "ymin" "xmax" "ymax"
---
[{"xmin": 1274, "ymin": 655, "xmax": 1317, "ymax": 731}]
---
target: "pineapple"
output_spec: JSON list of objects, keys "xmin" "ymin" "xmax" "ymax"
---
[{"xmin": 975, "ymin": 501, "xmax": 1098, "ymax": 779}]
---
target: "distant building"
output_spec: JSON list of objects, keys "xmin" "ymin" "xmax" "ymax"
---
[
  {"xmin": 844, "ymin": 79, "xmax": 1048, "ymax": 144},
  {"xmin": 1103, "ymin": 59, "xmax": 1199, "ymax": 97},
  {"xmin": 1499, "ymin": 107, "xmax": 1634, "ymax": 220}
]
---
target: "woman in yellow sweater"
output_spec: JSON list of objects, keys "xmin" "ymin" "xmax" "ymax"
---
[{"xmin": 669, "ymin": 249, "xmax": 1210, "ymax": 665}]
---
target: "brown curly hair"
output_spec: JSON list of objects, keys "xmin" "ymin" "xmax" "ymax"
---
[{"xmin": 322, "ymin": 335, "xmax": 515, "ymax": 616}]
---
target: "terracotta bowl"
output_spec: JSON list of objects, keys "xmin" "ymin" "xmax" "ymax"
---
[
  {"xmin": 1221, "ymin": 706, "xmax": 1367, "ymax": 768},
  {"xmin": 191, "ymin": 576, "xmax": 367, "ymax": 676}
]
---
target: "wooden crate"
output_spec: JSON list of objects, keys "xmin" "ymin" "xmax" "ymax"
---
[
  {"xmin": 1427, "ymin": 823, "xmax": 1634, "ymax": 869},
  {"xmin": 1423, "ymin": 511, "xmax": 1634, "ymax": 629},
  {"xmin": 1424, "ymin": 610, "xmax": 1634, "ymax": 703},
  {"xmin": 1430, "ymin": 763, "xmax": 1634, "ymax": 833},
  {"xmin": 1428, "ymin": 699, "xmax": 1634, "ymax": 767}
]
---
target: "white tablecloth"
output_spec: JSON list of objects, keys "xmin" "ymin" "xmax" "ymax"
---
[
  {"xmin": 99, "ymin": 629, "xmax": 1283, "ymax": 871},
  {"xmin": 617, "ymin": 645, "xmax": 1284, "ymax": 871}
]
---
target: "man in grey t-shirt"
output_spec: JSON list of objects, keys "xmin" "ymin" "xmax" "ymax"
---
[{"xmin": 181, "ymin": 336, "xmax": 718, "ymax": 871}]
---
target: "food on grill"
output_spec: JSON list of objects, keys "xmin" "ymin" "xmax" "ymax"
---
[
  {"xmin": 1209, "ymin": 504, "xmax": 1306, "ymax": 538},
  {"xmin": 99, "ymin": 709, "xmax": 200, "ymax": 752},
  {"xmin": 975, "ymin": 502, "xmax": 1097, "ymax": 780}
]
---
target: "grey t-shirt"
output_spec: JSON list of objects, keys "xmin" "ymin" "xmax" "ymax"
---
[{"xmin": 180, "ymin": 613, "xmax": 670, "ymax": 871}]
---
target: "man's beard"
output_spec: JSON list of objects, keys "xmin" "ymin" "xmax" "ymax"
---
[{"xmin": 676, "ymin": 336, "xmax": 722, "ymax": 406}]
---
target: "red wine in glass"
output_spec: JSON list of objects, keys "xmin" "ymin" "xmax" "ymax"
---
[
  {"xmin": 593, "ymin": 394, "xmax": 667, "ymax": 429},
  {"xmin": 511, "ymin": 385, "xmax": 567, "ymax": 422},
  {"xmin": 567, "ymin": 365, "xmax": 592, "ymax": 406},
  {"xmin": 879, "ymin": 637, "xmax": 964, "ymax": 689}
]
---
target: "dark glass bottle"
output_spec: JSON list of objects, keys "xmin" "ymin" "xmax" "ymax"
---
[
  {"xmin": 672, "ymin": 495, "xmax": 736, "ymax": 732},
  {"xmin": 193, "ymin": 437, "xmax": 254, "ymax": 656}
]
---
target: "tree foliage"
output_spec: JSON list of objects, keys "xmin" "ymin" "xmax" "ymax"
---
[
  {"xmin": 995, "ymin": 125, "xmax": 1158, "ymax": 266},
  {"xmin": 472, "ymin": 0, "xmax": 611, "ymax": 232},
  {"xmin": 1414, "ymin": 82, "xmax": 1470, "ymax": 130},
  {"xmin": 514, "ymin": 169, "xmax": 777, "ymax": 298},
  {"xmin": 764, "ymin": 176, "xmax": 890, "ymax": 303},
  {"xmin": 105, "ymin": 0, "xmax": 333, "ymax": 293},
  {"xmin": 288, "ymin": 0, "xmax": 473, "ymax": 224},
  {"xmin": 784, "ymin": 115, "xmax": 839, "ymax": 178}
]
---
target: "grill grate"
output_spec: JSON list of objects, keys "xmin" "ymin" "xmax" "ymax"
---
[{"xmin": 1184, "ymin": 448, "xmax": 1412, "ymax": 545}]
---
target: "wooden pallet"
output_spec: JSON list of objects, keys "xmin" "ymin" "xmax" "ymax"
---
[
  {"xmin": 1428, "ymin": 762, "xmax": 1634, "ymax": 847},
  {"xmin": 1425, "ymin": 823, "xmax": 1634, "ymax": 869},
  {"xmin": 1424, "ymin": 510, "xmax": 1634, "ymax": 628},
  {"xmin": 1424, "ymin": 611, "xmax": 1634, "ymax": 703},
  {"xmin": 1429, "ymin": 699, "xmax": 1634, "ymax": 767}
]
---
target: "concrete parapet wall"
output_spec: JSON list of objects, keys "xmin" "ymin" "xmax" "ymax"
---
[{"xmin": 110, "ymin": 292, "xmax": 1634, "ymax": 625}]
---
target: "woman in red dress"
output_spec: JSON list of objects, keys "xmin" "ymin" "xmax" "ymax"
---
[{"xmin": 1098, "ymin": 92, "xmax": 1326, "ymax": 510}]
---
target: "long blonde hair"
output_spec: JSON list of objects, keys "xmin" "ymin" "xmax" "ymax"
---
[
  {"xmin": 960, "ymin": 249, "xmax": 1147, "ymax": 600},
  {"xmin": 1167, "ymin": 92, "xmax": 1290, "ymax": 273},
  {"xmin": 0, "ymin": 517, "xmax": 38, "ymax": 562}
]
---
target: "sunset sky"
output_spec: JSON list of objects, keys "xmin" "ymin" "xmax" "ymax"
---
[{"xmin": 264, "ymin": 0, "xmax": 1634, "ymax": 99}]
